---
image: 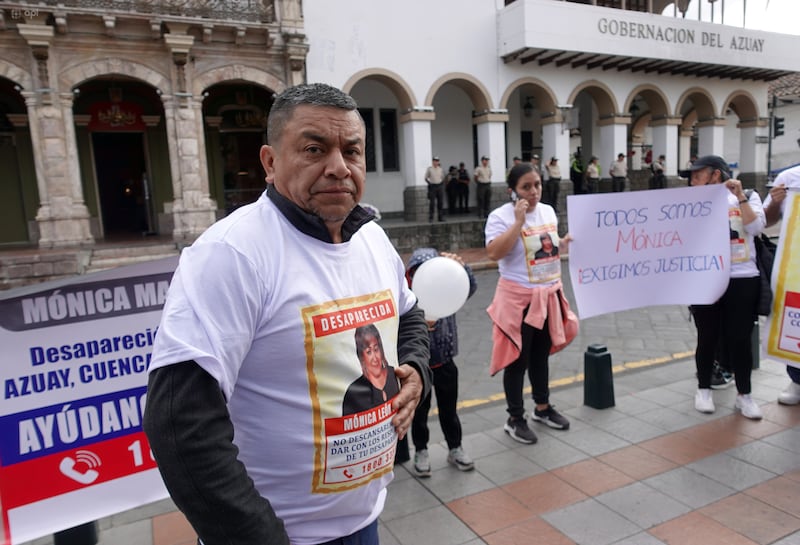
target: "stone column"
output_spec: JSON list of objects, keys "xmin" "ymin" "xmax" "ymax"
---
[
  {"xmin": 399, "ymin": 107, "xmax": 435, "ymax": 221},
  {"xmin": 161, "ymin": 95, "xmax": 216, "ymax": 241},
  {"xmin": 473, "ymin": 110, "xmax": 509, "ymax": 180},
  {"xmin": 678, "ymin": 127, "xmax": 693, "ymax": 171},
  {"xmin": 737, "ymin": 117, "xmax": 769, "ymax": 191},
  {"xmin": 280, "ymin": 0, "xmax": 308, "ymax": 87},
  {"xmin": 696, "ymin": 117, "xmax": 726, "ymax": 159},
  {"xmin": 596, "ymin": 115, "xmax": 630, "ymax": 185},
  {"xmin": 18, "ymin": 21, "xmax": 93, "ymax": 247},
  {"xmin": 540, "ymin": 114, "xmax": 571, "ymax": 169},
  {"xmin": 473, "ymin": 109, "xmax": 509, "ymax": 213},
  {"xmin": 650, "ymin": 115, "xmax": 681, "ymax": 177}
]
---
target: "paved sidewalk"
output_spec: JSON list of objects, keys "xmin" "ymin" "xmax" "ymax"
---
[{"xmin": 24, "ymin": 250, "xmax": 800, "ymax": 545}]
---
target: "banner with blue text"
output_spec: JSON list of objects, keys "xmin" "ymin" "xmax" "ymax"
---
[
  {"xmin": 0, "ymin": 256, "xmax": 178, "ymax": 545},
  {"xmin": 567, "ymin": 185, "xmax": 731, "ymax": 318}
]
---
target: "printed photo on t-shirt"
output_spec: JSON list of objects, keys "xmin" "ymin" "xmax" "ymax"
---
[
  {"xmin": 522, "ymin": 224, "xmax": 561, "ymax": 283},
  {"xmin": 302, "ymin": 290, "xmax": 400, "ymax": 493}
]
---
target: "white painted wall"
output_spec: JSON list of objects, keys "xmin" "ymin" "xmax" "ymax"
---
[{"xmin": 304, "ymin": 0, "xmax": 800, "ymax": 212}]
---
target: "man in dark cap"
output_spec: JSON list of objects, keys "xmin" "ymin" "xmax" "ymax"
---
[{"xmin": 685, "ymin": 154, "xmax": 766, "ymax": 421}]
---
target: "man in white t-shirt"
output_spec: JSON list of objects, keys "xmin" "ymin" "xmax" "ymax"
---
[
  {"xmin": 143, "ymin": 83, "xmax": 431, "ymax": 545},
  {"xmin": 764, "ymin": 164, "xmax": 800, "ymax": 405}
]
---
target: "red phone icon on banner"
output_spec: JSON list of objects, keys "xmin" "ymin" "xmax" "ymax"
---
[{"xmin": 343, "ymin": 469, "xmax": 353, "ymax": 479}]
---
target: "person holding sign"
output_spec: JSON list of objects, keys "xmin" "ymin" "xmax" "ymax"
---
[
  {"xmin": 684, "ymin": 155, "xmax": 766, "ymax": 419},
  {"xmin": 764, "ymin": 164, "xmax": 800, "ymax": 405},
  {"xmin": 485, "ymin": 162, "xmax": 578, "ymax": 444},
  {"xmin": 143, "ymin": 83, "xmax": 431, "ymax": 545}
]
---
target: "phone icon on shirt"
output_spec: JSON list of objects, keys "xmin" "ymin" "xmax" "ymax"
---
[{"xmin": 59, "ymin": 451, "xmax": 101, "ymax": 485}]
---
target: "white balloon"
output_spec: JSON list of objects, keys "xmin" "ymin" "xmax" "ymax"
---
[{"xmin": 411, "ymin": 256, "xmax": 470, "ymax": 321}]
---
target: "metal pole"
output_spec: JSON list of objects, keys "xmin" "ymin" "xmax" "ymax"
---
[{"xmin": 767, "ymin": 94, "xmax": 775, "ymax": 181}]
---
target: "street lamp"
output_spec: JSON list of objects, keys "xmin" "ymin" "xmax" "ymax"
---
[{"xmin": 523, "ymin": 96, "xmax": 533, "ymax": 118}]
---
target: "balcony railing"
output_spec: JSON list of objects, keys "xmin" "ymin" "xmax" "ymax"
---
[{"xmin": 28, "ymin": 0, "xmax": 275, "ymax": 23}]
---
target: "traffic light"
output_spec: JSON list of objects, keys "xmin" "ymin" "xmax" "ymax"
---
[{"xmin": 774, "ymin": 116, "xmax": 785, "ymax": 138}]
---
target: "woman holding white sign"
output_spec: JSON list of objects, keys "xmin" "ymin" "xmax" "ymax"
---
[
  {"xmin": 685, "ymin": 155, "xmax": 766, "ymax": 419},
  {"xmin": 485, "ymin": 162, "xmax": 578, "ymax": 445}
]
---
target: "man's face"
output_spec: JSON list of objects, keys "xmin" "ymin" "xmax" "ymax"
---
[
  {"xmin": 690, "ymin": 167, "xmax": 719, "ymax": 186},
  {"xmin": 260, "ymin": 105, "xmax": 366, "ymax": 224}
]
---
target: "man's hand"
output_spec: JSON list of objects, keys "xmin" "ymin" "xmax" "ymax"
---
[
  {"xmin": 769, "ymin": 183, "xmax": 788, "ymax": 206},
  {"xmin": 391, "ymin": 364, "xmax": 423, "ymax": 439}
]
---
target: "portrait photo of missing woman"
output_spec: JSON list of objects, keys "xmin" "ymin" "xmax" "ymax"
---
[
  {"xmin": 342, "ymin": 324, "xmax": 400, "ymax": 415},
  {"xmin": 534, "ymin": 232, "xmax": 559, "ymax": 260}
]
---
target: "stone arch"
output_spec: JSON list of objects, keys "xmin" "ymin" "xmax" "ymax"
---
[
  {"xmin": 59, "ymin": 58, "xmax": 169, "ymax": 92},
  {"xmin": 500, "ymin": 77, "xmax": 560, "ymax": 116},
  {"xmin": 567, "ymin": 80, "xmax": 618, "ymax": 116},
  {"xmin": 342, "ymin": 68, "xmax": 416, "ymax": 111},
  {"xmin": 680, "ymin": 109, "xmax": 698, "ymax": 131},
  {"xmin": 722, "ymin": 90, "xmax": 760, "ymax": 121},
  {"xmin": 426, "ymin": 73, "xmax": 492, "ymax": 112},
  {"xmin": 194, "ymin": 65, "xmax": 285, "ymax": 96},
  {"xmin": 0, "ymin": 59, "xmax": 33, "ymax": 91},
  {"xmin": 675, "ymin": 87, "xmax": 717, "ymax": 122},
  {"xmin": 625, "ymin": 84, "xmax": 671, "ymax": 118}
]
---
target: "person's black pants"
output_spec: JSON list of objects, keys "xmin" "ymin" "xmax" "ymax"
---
[
  {"xmin": 446, "ymin": 185, "xmax": 458, "ymax": 214},
  {"xmin": 612, "ymin": 176, "xmax": 626, "ymax": 192},
  {"xmin": 504, "ymin": 315, "xmax": 552, "ymax": 418},
  {"xmin": 571, "ymin": 173, "xmax": 585, "ymax": 195},
  {"xmin": 412, "ymin": 360, "xmax": 463, "ymax": 450},
  {"xmin": 428, "ymin": 184, "xmax": 444, "ymax": 220},
  {"xmin": 543, "ymin": 178, "xmax": 560, "ymax": 211},
  {"xmin": 476, "ymin": 182, "xmax": 491, "ymax": 218},
  {"xmin": 457, "ymin": 184, "xmax": 470, "ymax": 213},
  {"xmin": 691, "ymin": 276, "xmax": 759, "ymax": 394}
]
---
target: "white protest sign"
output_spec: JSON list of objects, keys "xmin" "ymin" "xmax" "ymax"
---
[
  {"xmin": 0, "ymin": 257, "xmax": 177, "ymax": 545},
  {"xmin": 567, "ymin": 184, "xmax": 731, "ymax": 318}
]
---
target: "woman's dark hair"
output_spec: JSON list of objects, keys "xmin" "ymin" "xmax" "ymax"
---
[
  {"xmin": 354, "ymin": 324, "xmax": 388, "ymax": 369},
  {"xmin": 506, "ymin": 161, "xmax": 536, "ymax": 190}
]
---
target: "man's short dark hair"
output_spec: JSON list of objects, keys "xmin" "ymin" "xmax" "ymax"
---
[{"xmin": 267, "ymin": 83, "xmax": 359, "ymax": 147}]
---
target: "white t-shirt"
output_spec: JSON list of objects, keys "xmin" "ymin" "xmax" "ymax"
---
[
  {"xmin": 727, "ymin": 190, "xmax": 764, "ymax": 279},
  {"xmin": 485, "ymin": 201, "xmax": 561, "ymax": 287},
  {"xmin": 764, "ymin": 164, "xmax": 800, "ymax": 216},
  {"xmin": 149, "ymin": 192, "xmax": 417, "ymax": 544}
]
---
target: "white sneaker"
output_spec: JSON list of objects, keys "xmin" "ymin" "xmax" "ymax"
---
[
  {"xmin": 735, "ymin": 394, "xmax": 763, "ymax": 420},
  {"xmin": 694, "ymin": 388, "xmax": 715, "ymax": 413},
  {"xmin": 447, "ymin": 446, "xmax": 475, "ymax": 471},
  {"xmin": 778, "ymin": 382, "xmax": 800, "ymax": 405},
  {"xmin": 413, "ymin": 449, "xmax": 431, "ymax": 477}
]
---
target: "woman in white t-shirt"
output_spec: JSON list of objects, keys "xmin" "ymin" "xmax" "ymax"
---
[
  {"xmin": 484, "ymin": 162, "xmax": 577, "ymax": 445},
  {"xmin": 686, "ymin": 155, "xmax": 765, "ymax": 420}
]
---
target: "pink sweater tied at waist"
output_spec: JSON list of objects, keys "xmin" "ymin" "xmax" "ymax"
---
[{"xmin": 487, "ymin": 277, "xmax": 579, "ymax": 376}]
